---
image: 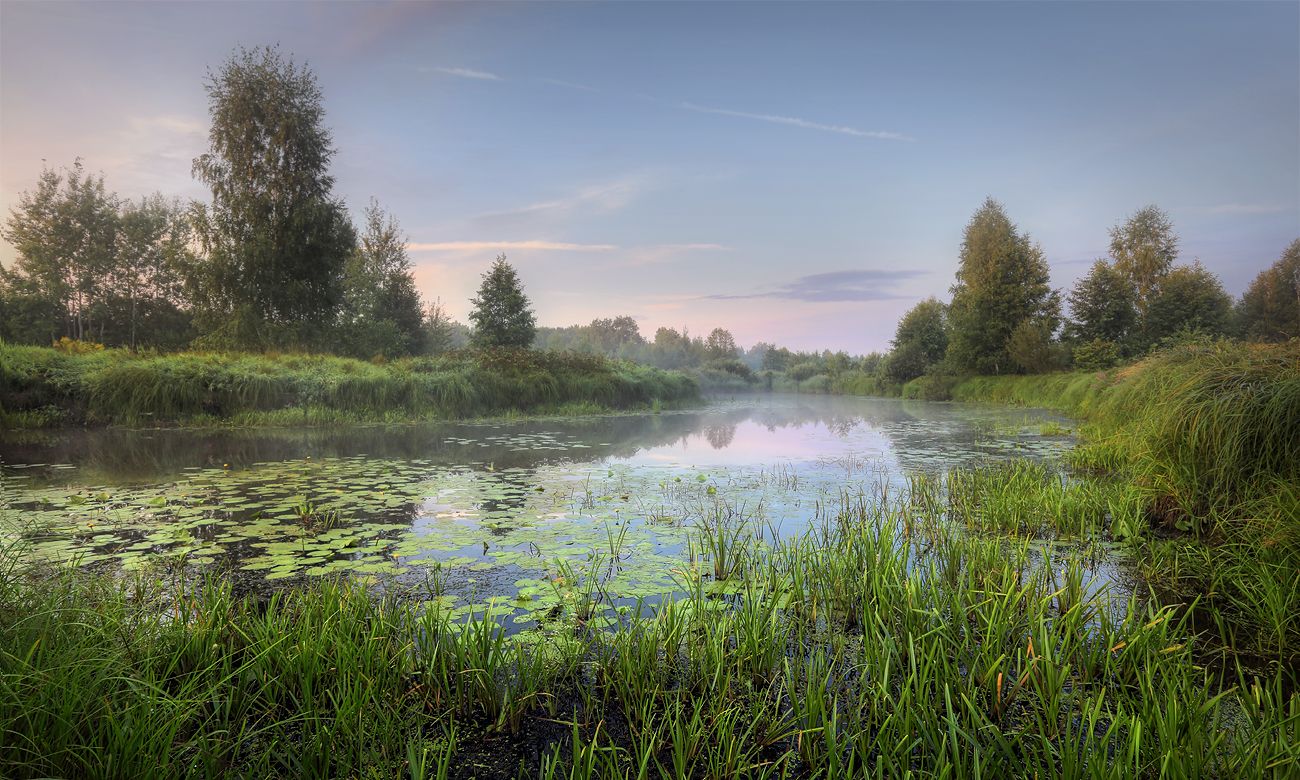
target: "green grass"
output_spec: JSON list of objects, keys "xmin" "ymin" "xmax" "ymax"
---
[
  {"xmin": 3, "ymin": 483, "xmax": 1297, "ymax": 779},
  {"xmin": 0, "ymin": 344, "xmax": 699, "ymax": 428},
  {"xmin": 949, "ymin": 340, "xmax": 1300, "ymax": 668}
]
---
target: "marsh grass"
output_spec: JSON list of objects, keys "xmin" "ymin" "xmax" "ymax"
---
[
  {"xmin": 951, "ymin": 340, "xmax": 1300, "ymax": 669},
  {"xmin": 3, "ymin": 481, "xmax": 1296, "ymax": 779},
  {"xmin": 0, "ymin": 344, "xmax": 698, "ymax": 428}
]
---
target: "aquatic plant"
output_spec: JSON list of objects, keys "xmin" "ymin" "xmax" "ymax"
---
[{"xmin": 2, "ymin": 494, "xmax": 1295, "ymax": 779}]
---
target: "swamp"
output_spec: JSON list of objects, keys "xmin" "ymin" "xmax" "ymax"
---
[
  {"xmin": 1, "ymin": 2, "xmax": 1298, "ymax": 777},
  {"xmin": 2, "ymin": 374, "xmax": 1297, "ymax": 778}
]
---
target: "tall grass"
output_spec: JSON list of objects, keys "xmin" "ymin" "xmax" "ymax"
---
[
  {"xmin": 0, "ymin": 344, "xmax": 698, "ymax": 427},
  {"xmin": 3, "ymin": 488, "xmax": 1296, "ymax": 779},
  {"xmin": 951, "ymin": 340, "xmax": 1300, "ymax": 666}
]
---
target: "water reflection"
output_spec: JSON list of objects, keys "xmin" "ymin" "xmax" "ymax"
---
[
  {"xmin": 0, "ymin": 394, "xmax": 1078, "ymax": 614},
  {"xmin": 0, "ymin": 394, "xmax": 1070, "ymax": 486}
]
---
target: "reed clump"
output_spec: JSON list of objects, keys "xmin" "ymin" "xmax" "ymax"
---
[
  {"xmin": 951, "ymin": 340, "xmax": 1300, "ymax": 666},
  {"xmin": 0, "ymin": 344, "xmax": 698, "ymax": 427},
  {"xmin": 2, "ymin": 489, "xmax": 1296, "ymax": 779}
]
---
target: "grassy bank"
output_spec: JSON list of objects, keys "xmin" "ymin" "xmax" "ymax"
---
[
  {"xmin": 3, "ymin": 485, "xmax": 1296, "ymax": 779},
  {"xmin": 0, "ymin": 345, "xmax": 698, "ymax": 428},
  {"xmin": 945, "ymin": 341, "xmax": 1300, "ymax": 661}
]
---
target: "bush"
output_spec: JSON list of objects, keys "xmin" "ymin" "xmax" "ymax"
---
[
  {"xmin": 1007, "ymin": 320, "xmax": 1065, "ymax": 374},
  {"xmin": 901, "ymin": 373, "xmax": 961, "ymax": 401},
  {"xmin": 785, "ymin": 361, "xmax": 821, "ymax": 382},
  {"xmin": 51, "ymin": 337, "xmax": 105, "ymax": 355},
  {"xmin": 1072, "ymin": 338, "xmax": 1121, "ymax": 371}
]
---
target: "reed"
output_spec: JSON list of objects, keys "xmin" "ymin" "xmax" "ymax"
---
[
  {"xmin": 951, "ymin": 340, "xmax": 1300, "ymax": 664},
  {"xmin": 3, "ymin": 484, "xmax": 1295, "ymax": 779},
  {"xmin": 0, "ymin": 344, "xmax": 699, "ymax": 427}
]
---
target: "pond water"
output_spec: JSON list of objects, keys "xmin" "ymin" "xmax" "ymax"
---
[{"xmin": 1, "ymin": 394, "xmax": 1079, "ymax": 625}]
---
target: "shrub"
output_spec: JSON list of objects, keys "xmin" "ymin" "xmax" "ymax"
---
[{"xmin": 1071, "ymin": 338, "xmax": 1121, "ymax": 370}]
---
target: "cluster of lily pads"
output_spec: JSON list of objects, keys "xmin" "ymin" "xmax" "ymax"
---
[{"xmin": 0, "ymin": 413, "xmax": 1075, "ymax": 630}]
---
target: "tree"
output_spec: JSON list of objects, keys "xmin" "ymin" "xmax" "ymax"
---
[
  {"xmin": 423, "ymin": 298, "xmax": 456, "ymax": 355},
  {"xmin": 1237, "ymin": 239, "xmax": 1300, "ymax": 342},
  {"xmin": 893, "ymin": 298, "xmax": 949, "ymax": 362},
  {"xmin": 1, "ymin": 161, "xmax": 119, "ymax": 342},
  {"xmin": 1109, "ymin": 205, "xmax": 1177, "ymax": 311},
  {"xmin": 1007, "ymin": 319, "xmax": 1064, "ymax": 373},
  {"xmin": 340, "ymin": 199, "xmax": 426, "ymax": 356},
  {"xmin": 469, "ymin": 254, "xmax": 536, "ymax": 348},
  {"xmin": 946, "ymin": 198, "xmax": 1060, "ymax": 374},
  {"xmin": 704, "ymin": 327, "xmax": 739, "ymax": 360},
  {"xmin": 587, "ymin": 316, "xmax": 644, "ymax": 353},
  {"xmin": 888, "ymin": 297, "xmax": 948, "ymax": 382},
  {"xmin": 886, "ymin": 340, "xmax": 931, "ymax": 384},
  {"xmin": 1064, "ymin": 260, "xmax": 1138, "ymax": 348},
  {"xmin": 651, "ymin": 327, "xmax": 690, "ymax": 368},
  {"xmin": 108, "ymin": 195, "xmax": 195, "ymax": 350},
  {"xmin": 1141, "ymin": 262, "xmax": 1232, "ymax": 347},
  {"xmin": 761, "ymin": 346, "xmax": 794, "ymax": 372},
  {"xmin": 190, "ymin": 45, "xmax": 355, "ymax": 347},
  {"xmin": 1072, "ymin": 338, "xmax": 1122, "ymax": 371}
]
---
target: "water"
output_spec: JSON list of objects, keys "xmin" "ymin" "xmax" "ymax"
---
[{"xmin": 0, "ymin": 394, "xmax": 1080, "ymax": 624}]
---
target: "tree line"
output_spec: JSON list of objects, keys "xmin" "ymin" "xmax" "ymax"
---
[
  {"xmin": 884, "ymin": 199, "xmax": 1298, "ymax": 387},
  {"xmin": 3, "ymin": 45, "xmax": 1295, "ymax": 378},
  {"xmin": 534, "ymin": 198, "xmax": 1297, "ymax": 394},
  {"xmin": 0, "ymin": 46, "xmax": 534, "ymax": 358}
]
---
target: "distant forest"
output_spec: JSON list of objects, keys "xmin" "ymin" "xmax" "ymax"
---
[{"xmin": 3, "ymin": 45, "xmax": 1297, "ymax": 393}]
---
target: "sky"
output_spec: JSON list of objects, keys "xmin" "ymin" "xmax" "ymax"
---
[{"xmin": 1, "ymin": 1, "xmax": 1297, "ymax": 353}]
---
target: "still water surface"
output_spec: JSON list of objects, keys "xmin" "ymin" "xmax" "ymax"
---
[{"xmin": 1, "ymin": 394, "xmax": 1078, "ymax": 624}]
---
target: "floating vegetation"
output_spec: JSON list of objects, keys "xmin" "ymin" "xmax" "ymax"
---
[
  {"xmin": 0, "ymin": 397, "xmax": 1077, "ymax": 631},
  {"xmin": 1, "ymin": 490, "xmax": 1293, "ymax": 779}
]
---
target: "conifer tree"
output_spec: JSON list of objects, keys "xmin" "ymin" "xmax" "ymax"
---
[{"xmin": 469, "ymin": 255, "xmax": 536, "ymax": 349}]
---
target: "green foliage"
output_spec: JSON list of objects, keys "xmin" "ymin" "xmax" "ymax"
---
[
  {"xmin": 1110, "ymin": 204, "xmax": 1178, "ymax": 309},
  {"xmin": 469, "ymin": 255, "xmax": 536, "ymax": 349},
  {"xmin": 1, "ymin": 161, "xmax": 122, "ymax": 342},
  {"xmin": 900, "ymin": 372, "xmax": 960, "ymax": 400},
  {"xmin": 785, "ymin": 360, "xmax": 821, "ymax": 382},
  {"xmin": 422, "ymin": 298, "xmax": 461, "ymax": 355},
  {"xmin": 703, "ymin": 327, "xmax": 739, "ymax": 360},
  {"xmin": 946, "ymin": 198, "xmax": 1060, "ymax": 374},
  {"xmin": 1065, "ymin": 259, "xmax": 1138, "ymax": 348},
  {"xmin": 1006, "ymin": 318, "xmax": 1065, "ymax": 373},
  {"xmin": 1237, "ymin": 238, "xmax": 1300, "ymax": 343},
  {"xmin": 1140, "ymin": 261, "xmax": 1232, "ymax": 348},
  {"xmin": 0, "ymin": 344, "xmax": 698, "ymax": 427},
  {"xmin": 1072, "ymin": 337, "xmax": 1122, "ymax": 370},
  {"xmin": 190, "ymin": 45, "xmax": 355, "ymax": 346},
  {"xmin": 887, "ymin": 297, "xmax": 947, "ymax": 382},
  {"xmin": 950, "ymin": 341, "xmax": 1300, "ymax": 652},
  {"xmin": 338, "ymin": 199, "xmax": 426, "ymax": 358}
]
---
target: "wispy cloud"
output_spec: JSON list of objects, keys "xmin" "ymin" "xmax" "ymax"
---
[
  {"xmin": 706, "ymin": 269, "xmax": 925, "ymax": 303},
  {"xmin": 1194, "ymin": 203, "xmax": 1291, "ymax": 216},
  {"xmin": 617, "ymin": 243, "xmax": 733, "ymax": 268},
  {"xmin": 657, "ymin": 243, "xmax": 731, "ymax": 252},
  {"xmin": 424, "ymin": 66, "xmax": 503, "ymax": 81},
  {"xmin": 681, "ymin": 103, "xmax": 914, "ymax": 142},
  {"xmin": 478, "ymin": 175, "xmax": 651, "ymax": 224},
  {"xmin": 408, "ymin": 240, "xmax": 617, "ymax": 252},
  {"xmin": 538, "ymin": 77, "xmax": 600, "ymax": 92}
]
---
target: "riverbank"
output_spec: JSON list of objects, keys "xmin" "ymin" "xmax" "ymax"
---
[
  {"xmin": 3, "ymin": 484, "xmax": 1295, "ymax": 779},
  {"xmin": 2, "ymin": 343, "xmax": 1296, "ymax": 777},
  {"xmin": 0, "ymin": 345, "xmax": 699, "ymax": 428},
  {"xmin": 948, "ymin": 341, "xmax": 1300, "ymax": 663}
]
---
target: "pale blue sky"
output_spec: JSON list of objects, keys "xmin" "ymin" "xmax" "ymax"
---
[{"xmin": 2, "ymin": 1, "xmax": 1297, "ymax": 352}]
